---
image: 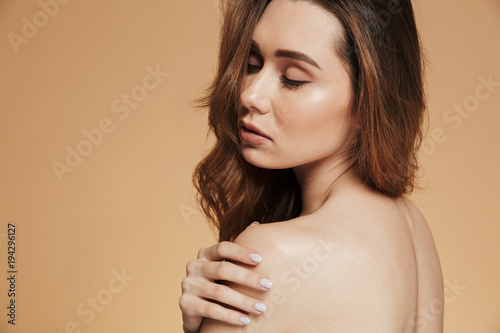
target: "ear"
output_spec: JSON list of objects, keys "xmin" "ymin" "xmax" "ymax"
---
[
  {"xmin": 353, "ymin": 120, "xmax": 361, "ymax": 130},
  {"xmin": 349, "ymin": 108, "xmax": 361, "ymax": 130}
]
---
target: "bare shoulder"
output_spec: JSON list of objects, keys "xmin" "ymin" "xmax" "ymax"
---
[
  {"xmin": 199, "ymin": 222, "xmax": 309, "ymax": 332},
  {"xmin": 200, "ymin": 190, "xmax": 442, "ymax": 332},
  {"xmin": 396, "ymin": 196, "xmax": 444, "ymax": 332},
  {"xmin": 203, "ymin": 194, "xmax": 423, "ymax": 332}
]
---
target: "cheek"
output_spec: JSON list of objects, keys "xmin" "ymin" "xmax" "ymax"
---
[{"xmin": 284, "ymin": 88, "xmax": 352, "ymax": 146}]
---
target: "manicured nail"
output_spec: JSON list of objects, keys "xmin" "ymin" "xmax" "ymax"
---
[
  {"xmin": 246, "ymin": 221, "xmax": 260, "ymax": 229},
  {"xmin": 255, "ymin": 302, "xmax": 267, "ymax": 312},
  {"xmin": 259, "ymin": 278, "xmax": 272, "ymax": 289},
  {"xmin": 240, "ymin": 316, "xmax": 250, "ymax": 325},
  {"xmin": 249, "ymin": 253, "xmax": 262, "ymax": 263}
]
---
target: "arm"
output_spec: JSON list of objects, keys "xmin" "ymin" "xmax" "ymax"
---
[
  {"xmin": 179, "ymin": 223, "xmax": 272, "ymax": 333},
  {"xmin": 200, "ymin": 215, "xmax": 419, "ymax": 332},
  {"xmin": 199, "ymin": 222, "xmax": 287, "ymax": 332}
]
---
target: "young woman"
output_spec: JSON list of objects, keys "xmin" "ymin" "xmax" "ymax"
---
[{"xmin": 180, "ymin": 0, "xmax": 444, "ymax": 332}]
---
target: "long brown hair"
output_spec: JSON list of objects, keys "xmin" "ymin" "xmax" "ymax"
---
[{"xmin": 192, "ymin": 0, "xmax": 427, "ymax": 242}]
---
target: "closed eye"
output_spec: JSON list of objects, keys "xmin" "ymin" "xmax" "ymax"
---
[
  {"xmin": 279, "ymin": 75, "xmax": 308, "ymax": 89},
  {"xmin": 247, "ymin": 64, "xmax": 261, "ymax": 74},
  {"xmin": 246, "ymin": 64, "xmax": 309, "ymax": 89}
]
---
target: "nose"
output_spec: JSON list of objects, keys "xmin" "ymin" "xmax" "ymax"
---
[{"xmin": 240, "ymin": 69, "xmax": 272, "ymax": 115}]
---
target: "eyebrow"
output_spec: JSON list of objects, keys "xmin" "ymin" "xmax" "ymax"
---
[{"xmin": 251, "ymin": 40, "xmax": 321, "ymax": 70}]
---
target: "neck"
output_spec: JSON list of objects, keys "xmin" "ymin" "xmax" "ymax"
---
[{"xmin": 293, "ymin": 155, "xmax": 361, "ymax": 217}]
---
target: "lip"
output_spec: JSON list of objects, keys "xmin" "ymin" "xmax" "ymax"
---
[
  {"xmin": 240, "ymin": 127, "xmax": 272, "ymax": 145},
  {"xmin": 240, "ymin": 120, "xmax": 272, "ymax": 140}
]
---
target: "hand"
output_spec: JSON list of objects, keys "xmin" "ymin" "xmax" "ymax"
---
[{"xmin": 179, "ymin": 222, "xmax": 270, "ymax": 332}]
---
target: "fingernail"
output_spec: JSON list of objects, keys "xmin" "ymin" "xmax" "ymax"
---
[
  {"xmin": 249, "ymin": 253, "xmax": 262, "ymax": 263},
  {"xmin": 255, "ymin": 302, "xmax": 268, "ymax": 312},
  {"xmin": 246, "ymin": 221, "xmax": 260, "ymax": 229},
  {"xmin": 240, "ymin": 316, "xmax": 250, "ymax": 325},
  {"xmin": 259, "ymin": 278, "xmax": 272, "ymax": 289}
]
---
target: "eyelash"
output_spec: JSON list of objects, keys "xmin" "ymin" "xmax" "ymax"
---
[{"xmin": 246, "ymin": 64, "xmax": 308, "ymax": 89}]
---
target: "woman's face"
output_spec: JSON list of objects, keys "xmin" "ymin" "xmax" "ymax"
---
[{"xmin": 239, "ymin": 0, "xmax": 355, "ymax": 171}]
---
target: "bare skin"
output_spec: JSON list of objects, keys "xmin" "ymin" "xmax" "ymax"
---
[
  {"xmin": 180, "ymin": 222, "xmax": 272, "ymax": 332},
  {"xmin": 180, "ymin": 0, "xmax": 443, "ymax": 331},
  {"xmin": 198, "ymin": 169, "xmax": 444, "ymax": 332}
]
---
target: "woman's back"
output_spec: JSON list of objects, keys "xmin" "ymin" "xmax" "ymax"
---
[
  {"xmin": 199, "ymin": 186, "xmax": 443, "ymax": 332},
  {"xmin": 397, "ymin": 196, "xmax": 444, "ymax": 332}
]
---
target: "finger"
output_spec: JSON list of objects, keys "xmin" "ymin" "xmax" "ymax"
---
[
  {"xmin": 201, "ymin": 299, "xmax": 253, "ymax": 326},
  {"xmin": 246, "ymin": 221, "xmax": 260, "ymax": 229},
  {"xmin": 202, "ymin": 261, "xmax": 271, "ymax": 291},
  {"xmin": 180, "ymin": 294, "xmax": 253, "ymax": 327},
  {"xmin": 199, "ymin": 241, "xmax": 262, "ymax": 265},
  {"xmin": 199, "ymin": 280, "xmax": 268, "ymax": 315}
]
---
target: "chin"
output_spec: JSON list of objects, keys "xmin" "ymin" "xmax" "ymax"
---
[{"xmin": 241, "ymin": 150, "xmax": 292, "ymax": 170}]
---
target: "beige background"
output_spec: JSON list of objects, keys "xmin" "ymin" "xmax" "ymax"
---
[{"xmin": 0, "ymin": 0, "xmax": 498, "ymax": 332}]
